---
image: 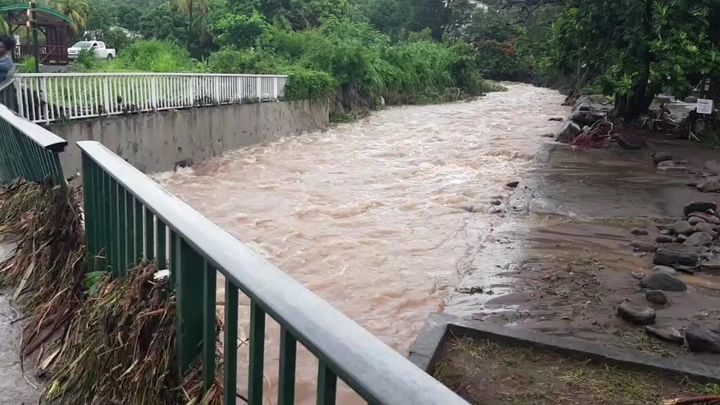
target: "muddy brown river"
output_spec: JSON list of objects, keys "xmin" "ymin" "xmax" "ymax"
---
[{"xmin": 158, "ymin": 83, "xmax": 569, "ymax": 403}]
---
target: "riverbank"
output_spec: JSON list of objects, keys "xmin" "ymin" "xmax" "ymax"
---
[{"xmin": 433, "ymin": 123, "xmax": 720, "ymax": 402}]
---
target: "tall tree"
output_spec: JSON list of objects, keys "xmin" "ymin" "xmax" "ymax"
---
[{"xmin": 53, "ymin": 0, "xmax": 91, "ymax": 31}]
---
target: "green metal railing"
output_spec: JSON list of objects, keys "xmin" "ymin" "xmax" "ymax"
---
[
  {"xmin": 0, "ymin": 103, "xmax": 67, "ymax": 187},
  {"xmin": 78, "ymin": 140, "xmax": 467, "ymax": 405}
]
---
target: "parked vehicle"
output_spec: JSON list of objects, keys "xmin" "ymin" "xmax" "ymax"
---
[{"xmin": 68, "ymin": 41, "xmax": 116, "ymax": 60}]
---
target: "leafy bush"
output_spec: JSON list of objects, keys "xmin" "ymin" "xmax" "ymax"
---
[
  {"xmin": 283, "ymin": 67, "xmax": 337, "ymax": 100},
  {"xmin": 74, "ymin": 49, "xmax": 98, "ymax": 70},
  {"xmin": 19, "ymin": 57, "xmax": 36, "ymax": 73},
  {"xmin": 106, "ymin": 40, "xmax": 199, "ymax": 72}
]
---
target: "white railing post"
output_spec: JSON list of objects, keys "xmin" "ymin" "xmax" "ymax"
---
[
  {"xmin": 256, "ymin": 76, "xmax": 262, "ymax": 101},
  {"xmin": 40, "ymin": 77, "xmax": 49, "ymax": 124},
  {"xmin": 214, "ymin": 76, "xmax": 220, "ymax": 104},
  {"xmin": 151, "ymin": 76, "xmax": 158, "ymax": 109},
  {"xmin": 273, "ymin": 77, "xmax": 278, "ymax": 101},
  {"xmin": 188, "ymin": 76, "xmax": 195, "ymax": 107},
  {"xmin": 15, "ymin": 78, "xmax": 23, "ymax": 119},
  {"xmin": 103, "ymin": 77, "xmax": 110, "ymax": 116}
]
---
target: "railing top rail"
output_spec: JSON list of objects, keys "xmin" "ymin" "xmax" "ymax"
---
[
  {"xmin": 15, "ymin": 72, "xmax": 289, "ymax": 78},
  {"xmin": 77, "ymin": 140, "xmax": 468, "ymax": 405},
  {"xmin": 0, "ymin": 78, "xmax": 14, "ymax": 92},
  {"xmin": 0, "ymin": 104, "xmax": 67, "ymax": 152}
]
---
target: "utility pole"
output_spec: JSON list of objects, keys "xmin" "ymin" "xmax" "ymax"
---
[{"xmin": 27, "ymin": 0, "xmax": 39, "ymax": 73}]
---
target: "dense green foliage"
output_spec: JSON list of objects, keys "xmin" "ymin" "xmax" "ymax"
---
[{"xmin": 547, "ymin": 0, "xmax": 720, "ymax": 119}]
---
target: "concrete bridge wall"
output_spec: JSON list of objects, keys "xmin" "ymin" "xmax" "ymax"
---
[{"xmin": 49, "ymin": 100, "xmax": 329, "ymax": 176}]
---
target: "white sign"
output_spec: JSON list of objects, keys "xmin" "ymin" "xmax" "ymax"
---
[{"xmin": 697, "ymin": 98, "xmax": 714, "ymax": 114}]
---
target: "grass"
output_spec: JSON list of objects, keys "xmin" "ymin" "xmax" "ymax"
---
[{"xmin": 434, "ymin": 335, "xmax": 720, "ymax": 405}]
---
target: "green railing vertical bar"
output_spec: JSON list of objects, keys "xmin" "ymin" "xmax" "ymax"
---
[
  {"xmin": 80, "ymin": 154, "xmax": 94, "ymax": 264},
  {"xmin": 317, "ymin": 360, "xmax": 337, "ymax": 405},
  {"xmin": 202, "ymin": 261, "xmax": 216, "ymax": 392},
  {"xmin": 157, "ymin": 221, "xmax": 167, "ymax": 270},
  {"xmin": 223, "ymin": 281, "xmax": 238, "ymax": 405},
  {"xmin": 50, "ymin": 152, "xmax": 66, "ymax": 190},
  {"xmin": 145, "ymin": 209, "xmax": 155, "ymax": 260},
  {"xmin": 134, "ymin": 199, "xmax": 143, "ymax": 262},
  {"xmin": 117, "ymin": 187, "xmax": 127, "ymax": 276},
  {"xmin": 101, "ymin": 171, "xmax": 111, "ymax": 269},
  {"xmin": 92, "ymin": 161, "xmax": 104, "ymax": 267},
  {"xmin": 278, "ymin": 327, "xmax": 297, "ymax": 405},
  {"xmin": 248, "ymin": 301, "xmax": 265, "ymax": 405},
  {"xmin": 109, "ymin": 178, "xmax": 119, "ymax": 277},
  {"xmin": 175, "ymin": 236, "xmax": 205, "ymax": 373},
  {"xmin": 124, "ymin": 190, "xmax": 134, "ymax": 270}
]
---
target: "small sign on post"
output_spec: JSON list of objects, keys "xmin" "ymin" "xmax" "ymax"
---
[{"xmin": 697, "ymin": 98, "xmax": 714, "ymax": 115}]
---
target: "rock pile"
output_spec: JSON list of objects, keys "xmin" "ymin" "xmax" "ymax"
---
[
  {"xmin": 555, "ymin": 96, "xmax": 612, "ymax": 144},
  {"xmin": 617, "ymin": 201, "xmax": 720, "ymax": 353}
]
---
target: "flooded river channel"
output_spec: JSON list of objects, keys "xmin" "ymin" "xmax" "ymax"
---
[{"xmin": 158, "ymin": 83, "xmax": 568, "ymax": 403}]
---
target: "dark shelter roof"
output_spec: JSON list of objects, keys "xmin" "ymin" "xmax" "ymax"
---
[{"xmin": 0, "ymin": 4, "xmax": 73, "ymax": 26}]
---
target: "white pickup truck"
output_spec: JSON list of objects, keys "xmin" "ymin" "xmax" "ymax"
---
[{"xmin": 68, "ymin": 41, "xmax": 117, "ymax": 60}]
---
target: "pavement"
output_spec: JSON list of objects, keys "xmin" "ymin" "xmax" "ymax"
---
[{"xmin": 0, "ymin": 242, "xmax": 40, "ymax": 405}]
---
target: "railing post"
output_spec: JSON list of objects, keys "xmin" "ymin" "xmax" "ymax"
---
[
  {"xmin": 103, "ymin": 76, "xmax": 110, "ymax": 116},
  {"xmin": 175, "ymin": 236, "xmax": 205, "ymax": 373},
  {"xmin": 40, "ymin": 77, "xmax": 49, "ymax": 124},
  {"xmin": 14, "ymin": 78, "xmax": 23, "ymax": 119},
  {"xmin": 214, "ymin": 76, "xmax": 220, "ymax": 105},
  {"xmin": 256, "ymin": 76, "xmax": 262, "ymax": 101},
  {"xmin": 151, "ymin": 76, "xmax": 158, "ymax": 110},
  {"xmin": 273, "ymin": 77, "xmax": 278, "ymax": 101},
  {"xmin": 188, "ymin": 76, "xmax": 195, "ymax": 107}
]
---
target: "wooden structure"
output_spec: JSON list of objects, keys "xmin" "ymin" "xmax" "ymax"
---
[{"xmin": 0, "ymin": 4, "xmax": 73, "ymax": 65}]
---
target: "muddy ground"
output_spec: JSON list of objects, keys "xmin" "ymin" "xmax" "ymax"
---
[{"xmin": 444, "ymin": 137, "xmax": 720, "ymax": 370}]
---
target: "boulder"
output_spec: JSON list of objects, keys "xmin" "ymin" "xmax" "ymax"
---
[
  {"xmin": 684, "ymin": 232, "xmax": 714, "ymax": 246},
  {"xmin": 652, "ymin": 265, "xmax": 678, "ymax": 276},
  {"xmin": 673, "ymin": 265, "xmax": 698, "ymax": 274},
  {"xmin": 613, "ymin": 133, "xmax": 646, "ymax": 150},
  {"xmin": 645, "ymin": 326, "xmax": 684, "ymax": 345},
  {"xmin": 571, "ymin": 110, "xmax": 606, "ymax": 126},
  {"xmin": 688, "ymin": 217, "xmax": 706, "ymax": 226},
  {"xmin": 640, "ymin": 272, "xmax": 687, "ymax": 291},
  {"xmin": 684, "ymin": 202, "xmax": 717, "ymax": 216},
  {"xmin": 685, "ymin": 324, "xmax": 720, "ymax": 354},
  {"xmin": 654, "ymin": 243, "xmax": 701, "ymax": 267},
  {"xmin": 675, "ymin": 235, "xmax": 688, "ymax": 243},
  {"xmin": 656, "ymin": 235, "xmax": 674, "ymax": 243},
  {"xmin": 645, "ymin": 290, "xmax": 669, "ymax": 306},
  {"xmin": 617, "ymin": 303, "xmax": 656, "ymax": 325},
  {"xmin": 687, "ymin": 212, "xmax": 720, "ymax": 225},
  {"xmin": 652, "ymin": 152, "xmax": 673, "ymax": 165},
  {"xmin": 556, "ymin": 121, "xmax": 582, "ymax": 143},
  {"xmin": 631, "ymin": 240, "xmax": 657, "ymax": 252},
  {"xmin": 631, "ymin": 228, "xmax": 649, "ymax": 236},
  {"xmin": 506, "ymin": 181, "xmax": 519, "ymax": 188},
  {"xmin": 694, "ymin": 222, "xmax": 718, "ymax": 238},
  {"xmin": 699, "ymin": 261, "xmax": 720, "ymax": 274},
  {"xmin": 671, "ymin": 220, "xmax": 694, "ymax": 235},
  {"xmin": 697, "ymin": 179, "xmax": 720, "ymax": 193}
]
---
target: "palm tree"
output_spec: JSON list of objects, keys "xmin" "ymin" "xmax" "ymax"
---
[
  {"xmin": 53, "ymin": 0, "xmax": 90, "ymax": 32},
  {"xmin": 168, "ymin": 0, "xmax": 210, "ymax": 46}
]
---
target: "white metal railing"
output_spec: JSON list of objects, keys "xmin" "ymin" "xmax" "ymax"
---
[{"xmin": 13, "ymin": 73, "xmax": 289, "ymax": 124}]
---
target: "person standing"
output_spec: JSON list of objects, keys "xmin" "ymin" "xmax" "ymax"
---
[{"xmin": 0, "ymin": 35, "xmax": 16, "ymax": 82}]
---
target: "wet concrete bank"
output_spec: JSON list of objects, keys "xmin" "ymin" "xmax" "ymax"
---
[
  {"xmin": 51, "ymin": 99, "xmax": 330, "ymax": 176},
  {"xmin": 444, "ymin": 139, "xmax": 720, "ymax": 367}
]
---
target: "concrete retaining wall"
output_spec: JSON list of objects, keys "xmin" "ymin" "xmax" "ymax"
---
[{"xmin": 50, "ymin": 100, "xmax": 329, "ymax": 175}]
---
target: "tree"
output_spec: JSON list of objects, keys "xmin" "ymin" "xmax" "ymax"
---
[
  {"xmin": 53, "ymin": 0, "xmax": 91, "ymax": 31},
  {"xmin": 549, "ymin": 0, "xmax": 720, "ymax": 120}
]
